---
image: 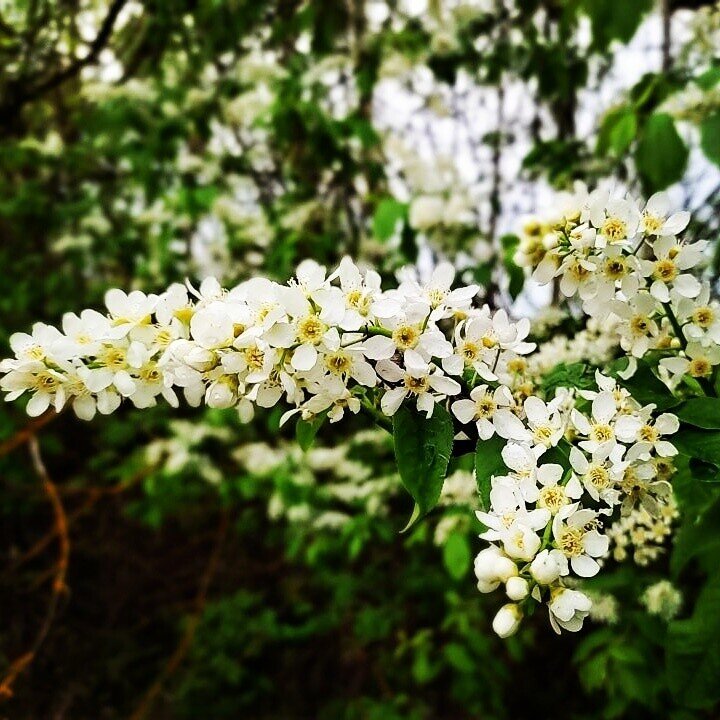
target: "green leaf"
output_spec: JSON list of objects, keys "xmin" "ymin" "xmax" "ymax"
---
[
  {"xmin": 392, "ymin": 402, "xmax": 454, "ymax": 522},
  {"xmin": 500, "ymin": 234, "xmax": 524, "ymax": 299},
  {"xmin": 295, "ymin": 412, "xmax": 327, "ymax": 451},
  {"xmin": 610, "ymin": 110, "xmax": 637, "ymax": 155},
  {"xmin": 541, "ymin": 362, "xmax": 594, "ymax": 395},
  {"xmin": 373, "ymin": 198, "xmax": 407, "ymax": 241},
  {"xmin": 597, "ymin": 107, "xmax": 636, "ymax": 156},
  {"xmin": 672, "ymin": 428, "xmax": 720, "ymax": 469},
  {"xmin": 609, "ymin": 358, "xmax": 679, "ymax": 411},
  {"xmin": 700, "ymin": 113, "xmax": 720, "ymax": 167},
  {"xmin": 542, "ymin": 439, "xmax": 572, "ymax": 467},
  {"xmin": 475, "ymin": 435, "xmax": 506, "ymax": 511},
  {"xmin": 671, "ymin": 495, "xmax": 720, "ymax": 577},
  {"xmin": 444, "ymin": 642, "xmax": 476, "ymax": 673},
  {"xmin": 597, "ymin": 107, "xmax": 624, "ymax": 155},
  {"xmin": 696, "ymin": 66, "xmax": 720, "ymax": 90},
  {"xmin": 667, "ymin": 572, "xmax": 720, "ymax": 708},
  {"xmin": 582, "ymin": 0, "xmax": 652, "ymax": 50},
  {"xmin": 675, "ymin": 398, "xmax": 720, "ymax": 429},
  {"xmin": 443, "ymin": 532, "xmax": 471, "ymax": 580},
  {"xmin": 672, "ymin": 453, "xmax": 718, "ymax": 516},
  {"xmin": 636, "ymin": 113, "xmax": 688, "ymax": 192}
]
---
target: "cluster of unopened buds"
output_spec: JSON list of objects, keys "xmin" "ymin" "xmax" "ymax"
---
[{"xmin": 3, "ymin": 183, "xmax": 705, "ymax": 638}]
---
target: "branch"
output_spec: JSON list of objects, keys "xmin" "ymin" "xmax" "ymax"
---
[
  {"xmin": 8, "ymin": 465, "xmax": 154, "ymax": 574},
  {"xmin": 0, "ymin": 410, "xmax": 58, "ymax": 458},
  {"xmin": 0, "ymin": 437, "xmax": 69, "ymax": 702},
  {"xmin": 0, "ymin": 0, "xmax": 128, "ymax": 117},
  {"xmin": 128, "ymin": 511, "xmax": 230, "ymax": 720}
]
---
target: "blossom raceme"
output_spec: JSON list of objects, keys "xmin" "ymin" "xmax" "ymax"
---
[
  {"xmin": 1, "ymin": 187, "xmax": 694, "ymax": 639},
  {"xmin": 515, "ymin": 184, "xmax": 715, "ymax": 375}
]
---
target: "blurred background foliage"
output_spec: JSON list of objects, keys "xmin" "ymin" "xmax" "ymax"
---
[{"xmin": 1, "ymin": 0, "xmax": 720, "ymax": 717}]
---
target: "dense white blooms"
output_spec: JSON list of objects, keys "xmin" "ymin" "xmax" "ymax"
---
[
  {"xmin": 1, "ymin": 184, "xmax": 710, "ymax": 640},
  {"xmin": 516, "ymin": 183, "xmax": 717, "ymax": 393},
  {"xmin": 606, "ymin": 493, "xmax": 678, "ymax": 565},
  {"xmin": 466, "ymin": 184, "xmax": 720, "ymax": 638},
  {"xmin": 471, "ymin": 367, "xmax": 678, "ymax": 635}
]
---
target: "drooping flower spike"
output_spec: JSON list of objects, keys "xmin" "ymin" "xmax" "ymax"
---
[{"xmin": 3, "ymin": 183, "xmax": 703, "ymax": 638}]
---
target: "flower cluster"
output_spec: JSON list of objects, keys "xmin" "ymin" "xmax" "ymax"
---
[
  {"xmin": 1, "ymin": 185, "xmax": 695, "ymax": 637},
  {"xmin": 641, "ymin": 580, "xmax": 683, "ymax": 621},
  {"xmin": 516, "ymin": 184, "xmax": 718, "ymax": 384},
  {"xmin": 606, "ymin": 494, "xmax": 678, "ymax": 566},
  {"xmin": 1, "ymin": 258, "xmax": 532, "ymax": 428},
  {"xmin": 472, "ymin": 370, "xmax": 678, "ymax": 636}
]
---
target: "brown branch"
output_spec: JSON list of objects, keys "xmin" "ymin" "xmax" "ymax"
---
[
  {"xmin": 128, "ymin": 511, "xmax": 230, "ymax": 720},
  {"xmin": 0, "ymin": 410, "xmax": 58, "ymax": 458},
  {"xmin": 660, "ymin": 0, "xmax": 673, "ymax": 72},
  {"xmin": 0, "ymin": 437, "xmax": 69, "ymax": 702},
  {"xmin": 8, "ymin": 467, "xmax": 154, "ymax": 574},
  {"xmin": 33, "ymin": 0, "xmax": 128, "ymax": 95},
  {"xmin": 0, "ymin": 0, "xmax": 128, "ymax": 118}
]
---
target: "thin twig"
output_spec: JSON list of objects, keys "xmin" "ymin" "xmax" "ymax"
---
[
  {"xmin": 0, "ymin": 437, "xmax": 69, "ymax": 701},
  {"xmin": 0, "ymin": 411, "xmax": 58, "ymax": 458},
  {"xmin": 128, "ymin": 511, "xmax": 230, "ymax": 720},
  {"xmin": 8, "ymin": 466, "xmax": 154, "ymax": 573},
  {"xmin": 0, "ymin": 0, "xmax": 128, "ymax": 118}
]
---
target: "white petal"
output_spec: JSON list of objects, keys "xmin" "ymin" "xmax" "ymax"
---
[
  {"xmin": 429, "ymin": 374, "xmax": 461, "ymax": 395},
  {"xmin": 662, "ymin": 211, "xmax": 690, "ymax": 236},
  {"xmin": 442, "ymin": 354, "xmax": 464, "ymax": 376},
  {"xmin": 381, "ymin": 387, "xmax": 406, "ymax": 416},
  {"xmin": 583, "ymin": 530, "xmax": 609, "ymax": 557},
  {"xmin": 674, "ymin": 274, "xmax": 701, "ymax": 298},
  {"xmin": 655, "ymin": 440, "xmax": 678, "ymax": 457},
  {"xmin": 361, "ymin": 335, "xmax": 396, "ymax": 360},
  {"xmin": 650, "ymin": 280, "xmax": 670, "ymax": 303},
  {"xmin": 655, "ymin": 413, "xmax": 679, "ymax": 435},
  {"xmin": 351, "ymin": 361, "xmax": 378, "ymax": 387},
  {"xmin": 26, "ymin": 392, "xmax": 51, "ymax": 417},
  {"xmin": 571, "ymin": 555, "xmax": 600, "ymax": 577},
  {"xmin": 114, "ymin": 371, "xmax": 137, "ymax": 397},
  {"xmin": 452, "ymin": 399, "xmax": 477, "ymax": 424},
  {"xmin": 291, "ymin": 344, "xmax": 318, "ymax": 371},
  {"xmin": 646, "ymin": 192, "xmax": 669, "ymax": 216},
  {"xmin": 376, "ymin": 359, "xmax": 404, "ymax": 383},
  {"xmin": 494, "ymin": 409, "xmax": 530, "ymax": 441},
  {"xmin": 524, "ymin": 396, "xmax": 547, "ymax": 425},
  {"xmin": 73, "ymin": 394, "xmax": 97, "ymax": 421},
  {"xmin": 592, "ymin": 392, "xmax": 616, "ymax": 424}
]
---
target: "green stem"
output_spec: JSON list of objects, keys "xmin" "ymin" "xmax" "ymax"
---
[
  {"xmin": 662, "ymin": 301, "xmax": 714, "ymax": 396},
  {"xmin": 540, "ymin": 519, "xmax": 553, "ymax": 551},
  {"xmin": 360, "ymin": 396, "xmax": 392, "ymax": 433},
  {"xmin": 662, "ymin": 301, "xmax": 687, "ymax": 350},
  {"xmin": 367, "ymin": 325, "xmax": 392, "ymax": 338}
]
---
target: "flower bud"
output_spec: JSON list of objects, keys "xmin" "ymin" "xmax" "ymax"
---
[
  {"xmin": 185, "ymin": 346, "xmax": 217, "ymax": 373},
  {"xmin": 530, "ymin": 549, "xmax": 564, "ymax": 585},
  {"xmin": 492, "ymin": 603, "xmax": 522, "ymax": 638},
  {"xmin": 505, "ymin": 576, "xmax": 529, "ymax": 601},
  {"xmin": 477, "ymin": 578, "xmax": 500, "ymax": 594},
  {"xmin": 474, "ymin": 547, "xmax": 502, "ymax": 583},
  {"xmin": 494, "ymin": 555, "xmax": 519, "ymax": 582},
  {"xmin": 542, "ymin": 232, "xmax": 559, "ymax": 250},
  {"xmin": 205, "ymin": 379, "xmax": 236, "ymax": 408}
]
